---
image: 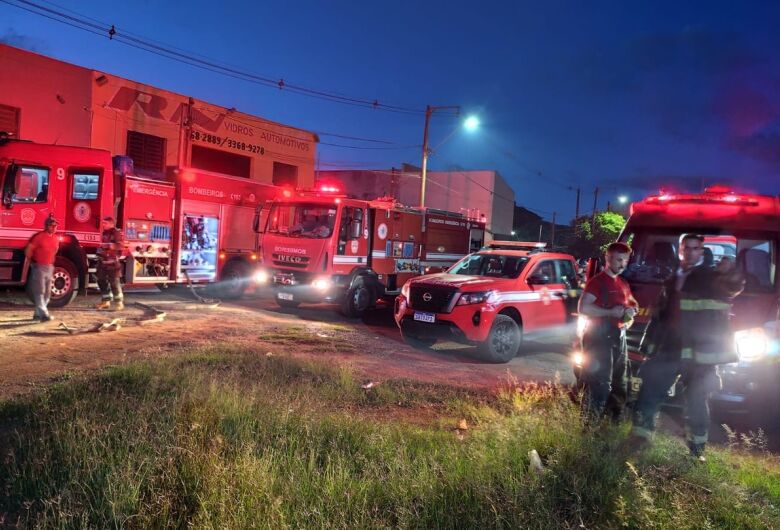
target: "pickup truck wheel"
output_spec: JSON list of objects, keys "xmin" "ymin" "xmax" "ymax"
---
[
  {"xmin": 478, "ymin": 314, "xmax": 522, "ymax": 363},
  {"xmin": 218, "ymin": 261, "xmax": 249, "ymax": 299},
  {"xmin": 47, "ymin": 256, "xmax": 79, "ymax": 308},
  {"xmin": 400, "ymin": 329, "xmax": 436, "ymax": 350},
  {"xmin": 340, "ymin": 279, "xmax": 373, "ymax": 318}
]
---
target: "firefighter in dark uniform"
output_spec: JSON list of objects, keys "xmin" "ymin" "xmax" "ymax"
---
[
  {"xmin": 95, "ymin": 216, "xmax": 125, "ymax": 311},
  {"xmin": 629, "ymin": 234, "xmax": 744, "ymax": 461},
  {"xmin": 578, "ymin": 242, "xmax": 638, "ymax": 421}
]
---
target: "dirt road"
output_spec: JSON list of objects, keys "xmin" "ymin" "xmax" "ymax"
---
[{"xmin": 0, "ymin": 289, "xmax": 575, "ymax": 400}]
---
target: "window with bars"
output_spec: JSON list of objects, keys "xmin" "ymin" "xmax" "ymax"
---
[
  {"xmin": 126, "ymin": 130, "xmax": 166, "ymax": 174},
  {"xmin": 0, "ymin": 104, "xmax": 21, "ymax": 137}
]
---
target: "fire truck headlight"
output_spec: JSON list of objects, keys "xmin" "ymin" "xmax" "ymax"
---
[
  {"xmin": 400, "ymin": 282, "xmax": 410, "ymax": 299},
  {"xmin": 735, "ymin": 328, "xmax": 769, "ymax": 362},
  {"xmin": 312, "ymin": 278, "xmax": 331, "ymax": 291},
  {"xmin": 572, "ymin": 351, "xmax": 585, "ymax": 367},
  {"xmin": 576, "ymin": 315, "xmax": 589, "ymax": 339},
  {"xmin": 254, "ymin": 270, "xmax": 269, "ymax": 284}
]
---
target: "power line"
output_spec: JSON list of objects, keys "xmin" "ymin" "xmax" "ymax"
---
[{"xmin": 2, "ymin": 0, "xmax": 460, "ymax": 117}]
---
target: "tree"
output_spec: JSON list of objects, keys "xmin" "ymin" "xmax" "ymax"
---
[{"xmin": 566, "ymin": 211, "xmax": 626, "ymax": 258}]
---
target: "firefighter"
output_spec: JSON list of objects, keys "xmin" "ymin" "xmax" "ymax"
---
[
  {"xmin": 95, "ymin": 216, "xmax": 125, "ymax": 311},
  {"xmin": 629, "ymin": 234, "xmax": 744, "ymax": 461},
  {"xmin": 578, "ymin": 242, "xmax": 637, "ymax": 422},
  {"xmin": 24, "ymin": 216, "xmax": 60, "ymax": 321}
]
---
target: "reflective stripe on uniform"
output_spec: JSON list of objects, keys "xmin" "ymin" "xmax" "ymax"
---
[
  {"xmin": 681, "ymin": 347, "xmax": 694, "ymax": 360},
  {"xmin": 679, "ymin": 298, "xmax": 731, "ymax": 311}
]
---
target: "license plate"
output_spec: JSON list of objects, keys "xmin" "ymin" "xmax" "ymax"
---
[
  {"xmin": 413, "ymin": 311, "xmax": 436, "ymax": 323},
  {"xmin": 277, "ymin": 292, "xmax": 294, "ymax": 301}
]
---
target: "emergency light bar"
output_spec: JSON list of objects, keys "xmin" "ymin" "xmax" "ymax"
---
[
  {"xmin": 486, "ymin": 241, "xmax": 547, "ymax": 251},
  {"xmin": 643, "ymin": 187, "xmax": 759, "ymax": 207}
]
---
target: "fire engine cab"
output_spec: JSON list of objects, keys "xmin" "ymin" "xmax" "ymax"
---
[
  {"xmin": 579, "ymin": 187, "xmax": 780, "ymax": 427},
  {"xmin": 254, "ymin": 187, "xmax": 486, "ymax": 317},
  {"xmin": 0, "ymin": 139, "xmax": 276, "ymax": 305},
  {"xmin": 395, "ymin": 240, "xmax": 580, "ymax": 363}
]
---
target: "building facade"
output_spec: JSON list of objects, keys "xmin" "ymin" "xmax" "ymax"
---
[
  {"xmin": 316, "ymin": 167, "xmax": 515, "ymax": 240},
  {"xmin": 0, "ymin": 44, "xmax": 317, "ymax": 186}
]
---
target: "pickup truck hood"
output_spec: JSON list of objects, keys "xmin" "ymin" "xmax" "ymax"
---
[{"xmin": 410, "ymin": 273, "xmax": 516, "ymax": 291}]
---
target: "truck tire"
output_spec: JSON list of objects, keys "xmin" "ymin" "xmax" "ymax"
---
[
  {"xmin": 340, "ymin": 278, "xmax": 373, "ymax": 318},
  {"xmin": 400, "ymin": 329, "xmax": 436, "ymax": 350},
  {"xmin": 48, "ymin": 256, "xmax": 78, "ymax": 308},
  {"xmin": 478, "ymin": 314, "xmax": 522, "ymax": 363},
  {"xmin": 218, "ymin": 261, "xmax": 249, "ymax": 299}
]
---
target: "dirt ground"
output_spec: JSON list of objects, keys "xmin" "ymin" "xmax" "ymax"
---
[{"xmin": 0, "ymin": 288, "xmax": 575, "ymax": 401}]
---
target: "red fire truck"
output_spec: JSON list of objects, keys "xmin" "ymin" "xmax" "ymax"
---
[
  {"xmin": 254, "ymin": 187, "xmax": 486, "ymax": 317},
  {"xmin": 0, "ymin": 139, "xmax": 277, "ymax": 305},
  {"xmin": 575, "ymin": 186, "xmax": 780, "ymax": 426}
]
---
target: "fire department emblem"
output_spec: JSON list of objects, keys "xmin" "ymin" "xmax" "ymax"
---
[
  {"xmin": 377, "ymin": 223, "xmax": 388, "ymax": 240},
  {"xmin": 73, "ymin": 202, "xmax": 91, "ymax": 223},
  {"xmin": 541, "ymin": 287, "xmax": 552, "ymax": 306},
  {"xmin": 248, "ymin": 193, "xmax": 256, "ymax": 203},
  {"xmin": 422, "ymin": 292, "xmax": 433, "ymax": 302},
  {"xmin": 350, "ymin": 240, "xmax": 359, "ymax": 254},
  {"xmin": 20, "ymin": 208, "xmax": 36, "ymax": 226}
]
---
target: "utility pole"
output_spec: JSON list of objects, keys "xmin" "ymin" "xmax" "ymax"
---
[
  {"xmin": 538, "ymin": 224, "xmax": 543, "ymax": 242},
  {"xmin": 419, "ymin": 104, "xmax": 460, "ymax": 207},
  {"xmin": 591, "ymin": 187, "xmax": 599, "ymax": 232},
  {"xmin": 575, "ymin": 187, "xmax": 581, "ymax": 220},
  {"xmin": 551, "ymin": 212, "xmax": 556, "ymax": 247}
]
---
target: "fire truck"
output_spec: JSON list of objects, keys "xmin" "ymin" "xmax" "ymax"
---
[
  {"xmin": 0, "ymin": 139, "xmax": 278, "ymax": 306},
  {"xmin": 254, "ymin": 187, "xmax": 486, "ymax": 317},
  {"xmin": 576, "ymin": 186, "xmax": 780, "ymax": 427}
]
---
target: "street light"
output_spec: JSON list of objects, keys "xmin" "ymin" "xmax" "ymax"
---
[
  {"xmin": 420, "ymin": 106, "xmax": 479, "ymax": 207},
  {"xmin": 618, "ymin": 195, "xmax": 629, "ymax": 205}
]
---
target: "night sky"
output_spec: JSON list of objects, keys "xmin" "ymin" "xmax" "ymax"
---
[{"xmin": 2, "ymin": 0, "xmax": 779, "ymax": 221}]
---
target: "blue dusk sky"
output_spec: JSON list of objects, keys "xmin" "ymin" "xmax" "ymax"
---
[{"xmin": 2, "ymin": 0, "xmax": 779, "ymax": 221}]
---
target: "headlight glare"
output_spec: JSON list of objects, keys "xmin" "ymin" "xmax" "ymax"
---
[
  {"xmin": 572, "ymin": 351, "xmax": 585, "ymax": 367},
  {"xmin": 312, "ymin": 278, "xmax": 331, "ymax": 291},
  {"xmin": 576, "ymin": 315, "xmax": 589, "ymax": 339},
  {"xmin": 254, "ymin": 270, "xmax": 269, "ymax": 284},
  {"xmin": 735, "ymin": 328, "xmax": 768, "ymax": 361}
]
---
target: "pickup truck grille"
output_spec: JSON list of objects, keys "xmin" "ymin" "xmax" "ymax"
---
[{"xmin": 409, "ymin": 284, "xmax": 459, "ymax": 313}]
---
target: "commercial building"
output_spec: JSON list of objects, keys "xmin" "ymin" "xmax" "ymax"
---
[
  {"xmin": 316, "ymin": 167, "xmax": 515, "ymax": 240},
  {"xmin": 0, "ymin": 44, "xmax": 317, "ymax": 186}
]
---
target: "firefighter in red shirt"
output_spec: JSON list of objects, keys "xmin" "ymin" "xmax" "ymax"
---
[
  {"xmin": 578, "ymin": 242, "xmax": 638, "ymax": 421},
  {"xmin": 95, "ymin": 216, "xmax": 125, "ymax": 311},
  {"xmin": 24, "ymin": 216, "xmax": 60, "ymax": 321}
]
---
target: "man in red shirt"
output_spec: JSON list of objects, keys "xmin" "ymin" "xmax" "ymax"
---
[
  {"xmin": 24, "ymin": 217, "xmax": 60, "ymax": 321},
  {"xmin": 578, "ymin": 242, "xmax": 637, "ymax": 421}
]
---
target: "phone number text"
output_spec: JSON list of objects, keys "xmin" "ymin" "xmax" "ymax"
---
[{"xmin": 190, "ymin": 131, "xmax": 266, "ymax": 155}]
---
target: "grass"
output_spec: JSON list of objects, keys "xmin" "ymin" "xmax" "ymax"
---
[{"xmin": 0, "ymin": 346, "xmax": 779, "ymax": 529}]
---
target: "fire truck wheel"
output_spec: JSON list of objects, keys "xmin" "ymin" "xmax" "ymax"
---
[
  {"xmin": 400, "ymin": 330, "xmax": 436, "ymax": 350},
  {"xmin": 218, "ymin": 262, "xmax": 249, "ymax": 299},
  {"xmin": 340, "ymin": 280, "xmax": 373, "ymax": 318},
  {"xmin": 478, "ymin": 314, "xmax": 522, "ymax": 363},
  {"xmin": 48, "ymin": 256, "xmax": 78, "ymax": 308}
]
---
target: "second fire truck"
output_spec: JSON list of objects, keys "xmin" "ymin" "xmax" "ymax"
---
[{"xmin": 254, "ymin": 187, "xmax": 486, "ymax": 317}]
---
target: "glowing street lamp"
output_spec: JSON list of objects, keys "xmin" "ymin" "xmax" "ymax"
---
[
  {"xmin": 618, "ymin": 195, "xmax": 629, "ymax": 205},
  {"xmin": 420, "ymin": 107, "xmax": 479, "ymax": 207}
]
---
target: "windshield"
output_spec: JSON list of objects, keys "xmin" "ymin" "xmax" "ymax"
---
[
  {"xmin": 449, "ymin": 253, "xmax": 529, "ymax": 279},
  {"xmin": 621, "ymin": 229, "xmax": 777, "ymax": 293},
  {"xmin": 266, "ymin": 203, "xmax": 337, "ymax": 239}
]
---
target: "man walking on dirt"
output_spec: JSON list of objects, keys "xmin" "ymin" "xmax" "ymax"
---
[
  {"xmin": 578, "ymin": 242, "xmax": 637, "ymax": 421},
  {"xmin": 24, "ymin": 216, "xmax": 60, "ymax": 321},
  {"xmin": 95, "ymin": 216, "xmax": 125, "ymax": 311},
  {"xmin": 629, "ymin": 234, "xmax": 744, "ymax": 461}
]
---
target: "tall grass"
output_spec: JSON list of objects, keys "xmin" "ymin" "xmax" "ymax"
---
[{"xmin": 1, "ymin": 346, "xmax": 779, "ymax": 528}]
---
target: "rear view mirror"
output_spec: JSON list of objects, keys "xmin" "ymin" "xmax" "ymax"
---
[
  {"xmin": 252, "ymin": 205, "xmax": 263, "ymax": 233},
  {"xmin": 527, "ymin": 273, "xmax": 551, "ymax": 285}
]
